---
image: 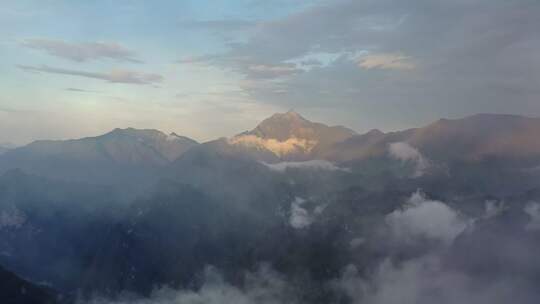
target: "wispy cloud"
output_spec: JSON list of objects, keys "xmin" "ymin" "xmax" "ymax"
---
[
  {"xmin": 359, "ymin": 53, "xmax": 415, "ymax": 70},
  {"xmin": 21, "ymin": 38, "xmax": 142, "ymax": 63},
  {"xmin": 0, "ymin": 106, "xmax": 39, "ymax": 114},
  {"xmin": 524, "ymin": 202, "xmax": 540, "ymax": 231},
  {"xmin": 87, "ymin": 265, "xmax": 296, "ymax": 304},
  {"xmin": 247, "ymin": 63, "xmax": 302, "ymax": 78},
  {"xmin": 0, "ymin": 207, "xmax": 26, "ymax": 230},
  {"xmin": 18, "ymin": 65, "xmax": 163, "ymax": 85},
  {"xmin": 263, "ymin": 160, "xmax": 350, "ymax": 172},
  {"xmin": 65, "ymin": 88, "xmax": 100, "ymax": 93},
  {"xmin": 388, "ymin": 142, "xmax": 430, "ymax": 177},
  {"xmin": 176, "ymin": 55, "xmax": 214, "ymax": 65},
  {"xmin": 181, "ymin": 19, "xmax": 257, "ymax": 31}
]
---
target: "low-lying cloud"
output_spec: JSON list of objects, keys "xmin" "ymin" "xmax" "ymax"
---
[
  {"xmin": 388, "ymin": 142, "xmax": 430, "ymax": 177},
  {"xmin": 85, "ymin": 265, "xmax": 297, "ymax": 304},
  {"xmin": 337, "ymin": 255, "xmax": 535, "ymax": 304},
  {"xmin": 264, "ymin": 160, "xmax": 350, "ymax": 172},
  {"xmin": 0, "ymin": 207, "xmax": 26, "ymax": 230},
  {"xmin": 229, "ymin": 135, "xmax": 317, "ymax": 157},
  {"xmin": 336, "ymin": 192, "xmax": 539, "ymax": 304},
  {"xmin": 482, "ymin": 200, "xmax": 507, "ymax": 220},
  {"xmin": 289, "ymin": 197, "xmax": 312, "ymax": 229},
  {"xmin": 524, "ymin": 202, "xmax": 540, "ymax": 231},
  {"xmin": 385, "ymin": 191, "xmax": 470, "ymax": 245}
]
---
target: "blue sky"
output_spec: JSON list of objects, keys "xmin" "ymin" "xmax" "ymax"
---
[{"xmin": 2, "ymin": 0, "xmax": 539, "ymax": 144}]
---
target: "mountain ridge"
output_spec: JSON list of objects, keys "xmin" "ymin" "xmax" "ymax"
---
[
  {"xmin": 7, "ymin": 127, "xmax": 198, "ymax": 165},
  {"xmin": 0, "ymin": 128, "xmax": 199, "ymax": 187},
  {"xmin": 1, "ymin": 112, "xmax": 539, "ymax": 185},
  {"xmin": 325, "ymin": 113, "xmax": 540, "ymax": 165}
]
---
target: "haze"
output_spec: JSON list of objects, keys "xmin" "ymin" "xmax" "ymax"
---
[{"xmin": 2, "ymin": 1, "xmax": 540, "ymax": 304}]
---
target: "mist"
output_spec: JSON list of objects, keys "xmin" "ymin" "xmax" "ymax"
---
[{"xmin": 2, "ymin": 1, "xmax": 540, "ymax": 303}]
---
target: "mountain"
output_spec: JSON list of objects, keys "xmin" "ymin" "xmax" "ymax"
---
[
  {"xmin": 406, "ymin": 114, "xmax": 540, "ymax": 163},
  {"xmin": 0, "ymin": 264, "xmax": 60, "ymax": 304},
  {"xmin": 0, "ymin": 128, "xmax": 198, "ymax": 186},
  {"xmin": 80, "ymin": 180, "xmax": 289, "ymax": 295},
  {"xmin": 6, "ymin": 128, "xmax": 197, "ymax": 166},
  {"xmin": 2, "ymin": 112, "xmax": 540, "ymax": 303},
  {"xmin": 201, "ymin": 112, "xmax": 540, "ymax": 168},
  {"xmin": 0, "ymin": 169, "xmax": 123, "ymax": 292},
  {"xmin": 2, "ymin": 113, "xmax": 539, "ymax": 184},
  {"xmin": 228, "ymin": 111, "xmax": 356, "ymax": 161},
  {"xmin": 324, "ymin": 114, "xmax": 540, "ymax": 166}
]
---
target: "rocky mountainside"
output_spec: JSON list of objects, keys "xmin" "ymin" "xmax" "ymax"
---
[
  {"xmin": 228, "ymin": 111, "xmax": 356, "ymax": 161},
  {"xmin": 6, "ymin": 128, "xmax": 197, "ymax": 166},
  {"xmin": 0, "ymin": 128, "xmax": 198, "ymax": 187}
]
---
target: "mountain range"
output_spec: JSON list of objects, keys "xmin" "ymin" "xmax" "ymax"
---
[
  {"xmin": 1, "ymin": 111, "xmax": 539, "ymax": 184},
  {"xmin": 325, "ymin": 113, "xmax": 540, "ymax": 164}
]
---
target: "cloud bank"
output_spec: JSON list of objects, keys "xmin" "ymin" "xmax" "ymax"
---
[
  {"xmin": 385, "ymin": 191, "xmax": 470, "ymax": 245},
  {"xmin": 337, "ymin": 255, "xmax": 535, "ymax": 304}
]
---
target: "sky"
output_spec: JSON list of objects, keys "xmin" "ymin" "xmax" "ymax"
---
[{"xmin": 1, "ymin": 0, "xmax": 539, "ymax": 145}]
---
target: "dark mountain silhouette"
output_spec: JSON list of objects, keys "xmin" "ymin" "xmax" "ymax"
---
[{"xmin": 0, "ymin": 265, "xmax": 60, "ymax": 304}]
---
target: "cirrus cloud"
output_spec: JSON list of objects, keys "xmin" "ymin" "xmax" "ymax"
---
[
  {"xmin": 181, "ymin": 19, "xmax": 258, "ymax": 32},
  {"xmin": 21, "ymin": 38, "xmax": 142, "ymax": 63},
  {"xmin": 247, "ymin": 63, "xmax": 302, "ymax": 79},
  {"xmin": 17, "ymin": 65, "xmax": 163, "ymax": 85},
  {"xmin": 358, "ymin": 53, "xmax": 415, "ymax": 70}
]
